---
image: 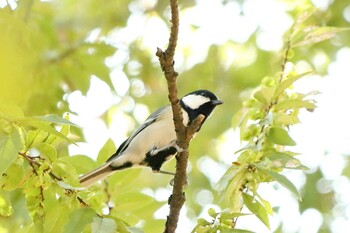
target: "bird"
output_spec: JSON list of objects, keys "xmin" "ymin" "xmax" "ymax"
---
[{"xmin": 79, "ymin": 90, "xmax": 223, "ymax": 187}]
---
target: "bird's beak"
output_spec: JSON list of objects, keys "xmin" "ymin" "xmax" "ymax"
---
[{"xmin": 211, "ymin": 99, "xmax": 223, "ymax": 106}]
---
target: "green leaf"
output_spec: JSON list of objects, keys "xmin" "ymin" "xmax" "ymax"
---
[
  {"xmin": 274, "ymin": 99, "xmax": 316, "ymax": 111},
  {"xmin": 63, "ymin": 207, "xmax": 96, "ymax": 233},
  {"xmin": 292, "ymin": 26, "xmax": 350, "ymax": 48},
  {"xmin": 215, "ymin": 165, "xmax": 239, "ymax": 194},
  {"xmin": 25, "ymin": 187, "xmax": 44, "ymax": 219},
  {"xmin": 0, "ymin": 128, "xmax": 21, "ymax": 175},
  {"xmin": 291, "ymin": 8, "xmax": 317, "ymax": 39},
  {"xmin": 266, "ymin": 151, "xmax": 309, "ymax": 170},
  {"xmin": 0, "ymin": 103, "xmax": 24, "ymax": 119},
  {"xmin": 91, "ymin": 217, "xmax": 117, "ymax": 233},
  {"xmin": 34, "ymin": 114, "xmax": 78, "ymax": 127},
  {"xmin": 60, "ymin": 155, "xmax": 97, "ymax": 174},
  {"xmin": 127, "ymin": 227, "xmax": 144, "ymax": 233},
  {"xmin": 267, "ymin": 127, "xmax": 296, "ymax": 146},
  {"xmin": 44, "ymin": 204, "xmax": 69, "ymax": 233},
  {"xmin": 52, "ymin": 160, "xmax": 79, "ymax": 185},
  {"xmin": 208, "ymin": 208, "xmax": 219, "ymax": 218},
  {"xmin": 25, "ymin": 129, "xmax": 48, "ymax": 149},
  {"xmin": 273, "ymin": 71, "xmax": 312, "ymax": 99},
  {"xmin": 114, "ymin": 192, "xmax": 155, "ymax": 211},
  {"xmin": 258, "ymin": 167, "xmax": 301, "ymax": 200},
  {"xmin": 97, "ymin": 139, "xmax": 117, "ymax": 164},
  {"xmin": 242, "ymin": 193, "xmax": 270, "ymax": 229},
  {"xmin": 19, "ymin": 119, "xmax": 75, "ymax": 144},
  {"xmin": 103, "ymin": 216, "xmax": 131, "ymax": 233},
  {"xmin": 0, "ymin": 194, "xmax": 13, "ymax": 216},
  {"xmin": 254, "ymin": 192, "xmax": 273, "ymax": 215},
  {"xmin": 0, "ymin": 158, "xmax": 24, "ymax": 190},
  {"xmin": 107, "ymin": 169, "xmax": 143, "ymax": 193},
  {"xmin": 36, "ymin": 142, "xmax": 57, "ymax": 162},
  {"xmin": 254, "ymin": 87, "xmax": 274, "ymax": 105},
  {"xmin": 274, "ymin": 112, "xmax": 300, "ymax": 125},
  {"xmin": 196, "ymin": 218, "xmax": 210, "ymax": 226}
]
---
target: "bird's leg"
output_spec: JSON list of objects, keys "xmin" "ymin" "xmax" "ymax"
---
[
  {"xmin": 154, "ymin": 170, "xmax": 175, "ymax": 176},
  {"xmin": 153, "ymin": 170, "xmax": 188, "ymax": 188}
]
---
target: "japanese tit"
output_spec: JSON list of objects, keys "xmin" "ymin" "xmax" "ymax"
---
[{"xmin": 79, "ymin": 90, "xmax": 223, "ymax": 187}]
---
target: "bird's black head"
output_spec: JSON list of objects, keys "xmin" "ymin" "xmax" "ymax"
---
[{"xmin": 180, "ymin": 90, "xmax": 223, "ymax": 125}]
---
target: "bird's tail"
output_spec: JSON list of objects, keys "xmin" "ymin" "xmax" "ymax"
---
[{"xmin": 79, "ymin": 163, "xmax": 114, "ymax": 187}]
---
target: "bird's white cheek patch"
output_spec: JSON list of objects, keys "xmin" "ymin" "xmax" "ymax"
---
[{"xmin": 182, "ymin": 95, "xmax": 210, "ymax": 109}]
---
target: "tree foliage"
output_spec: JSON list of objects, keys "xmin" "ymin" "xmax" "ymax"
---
[{"xmin": 0, "ymin": 0, "xmax": 349, "ymax": 233}]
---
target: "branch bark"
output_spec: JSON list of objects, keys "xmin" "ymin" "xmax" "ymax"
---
[{"xmin": 155, "ymin": 1, "xmax": 204, "ymax": 232}]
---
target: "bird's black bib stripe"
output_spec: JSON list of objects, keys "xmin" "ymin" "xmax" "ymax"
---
[{"xmin": 144, "ymin": 146, "xmax": 178, "ymax": 171}]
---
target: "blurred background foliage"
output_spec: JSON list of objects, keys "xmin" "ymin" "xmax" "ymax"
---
[{"xmin": 0, "ymin": 0, "xmax": 349, "ymax": 232}]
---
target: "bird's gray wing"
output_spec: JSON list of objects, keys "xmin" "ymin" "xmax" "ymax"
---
[{"xmin": 106, "ymin": 105, "xmax": 169, "ymax": 162}]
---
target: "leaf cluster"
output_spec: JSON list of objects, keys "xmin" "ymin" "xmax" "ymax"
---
[
  {"xmin": 193, "ymin": 9, "xmax": 348, "ymax": 232},
  {"xmin": 0, "ymin": 104, "xmax": 165, "ymax": 232}
]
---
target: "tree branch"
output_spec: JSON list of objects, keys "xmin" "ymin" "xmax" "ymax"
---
[
  {"xmin": 19, "ymin": 151, "xmax": 63, "ymax": 181},
  {"xmin": 156, "ymin": 1, "xmax": 204, "ymax": 232}
]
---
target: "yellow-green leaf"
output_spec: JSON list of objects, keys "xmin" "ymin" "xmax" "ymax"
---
[
  {"xmin": 44, "ymin": 202, "xmax": 70, "ymax": 233},
  {"xmin": 34, "ymin": 114, "xmax": 78, "ymax": 127},
  {"xmin": 63, "ymin": 207, "xmax": 96, "ymax": 233},
  {"xmin": 26, "ymin": 129, "xmax": 48, "ymax": 149},
  {"xmin": 254, "ymin": 87, "xmax": 274, "ymax": 105},
  {"xmin": 215, "ymin": 165, "xmax": 239, "ymax": 194},
  {"xmin": 97, "ymin": 139, "xmax": 116, "ymax": 164},
  {"xmin": 19, "ymin": 119, "xmax": 75, "ymax": 144},
  {"xmin": 242, "ymin": 193, "xmax": 270, "ymax": 229},
  {"xmin": 266, "ymin": 151, "xmax": 309, "ymax": 170},
  {"xmin": 0, "ymin": 128, "xmax": 21, "ymax": 175},
  {"xmin": 36, "ymin": 142, "xmax": 57, "ymax": 162},
  {"xmin": 267, "ymin": 127, "xmax": 296, "ymax": 146},
  {"xmin": 60, "ymin": 155, "xmax": 97, "ymax": 174},
  {"xmin": 0, "ymin": 103, "xmax": 24, "ymax": 119},
  {"xmin": 292, "ymin": 26, "xmax": 350, "ymax": 48},
  {"xmin": 258, "ymin": 167, "xmax": 301, "ymax": 200},
  {"xmin": 274, "ymin": 112, "xmax": 300, "ymax": 125},
  {"xmin": 91, "ymin": 217, "xmax": 117, "ymax": 233},
  {"xmin": 273, "ymin": 71, "xmax": 313, "ymax": 99},
  {"xmin": 274, "ymin": 99, "xmax": 316, "ymax": 111},
  {"xmin": 0, "ymin": 158, "xmax": 24, "ymax": 190},
  {"xmin": 0, "ymin": 194, "xmax": 13, "ymax": 216}
]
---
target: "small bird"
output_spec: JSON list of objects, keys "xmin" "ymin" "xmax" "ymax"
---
[{"xmin": 79, "ymin": 90, "xmax": 223, "ymax": 187}]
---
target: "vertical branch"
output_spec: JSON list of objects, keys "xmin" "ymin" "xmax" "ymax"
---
[{"xmin": 156, "ymin": 1, "xmax": 204, "ymax": 232}]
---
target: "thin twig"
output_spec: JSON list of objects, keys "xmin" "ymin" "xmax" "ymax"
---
[
  {"xmin": 19, "ymin": 151, "xmax": 40, "ymax": 175},
  {"xmin": 77, "ymin": 195, "xmax": 90, "ymax": 207},
  {"xmin": 19, "ymin": 152, "xmax": 63, "ymax": 181},
  {"xmin": 104, "ymin": 180, "xmax": 114, "ymax": 214},
  {"xmin": 279, "ymin": 39, "xmax": 291, "ymax": 83}
]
